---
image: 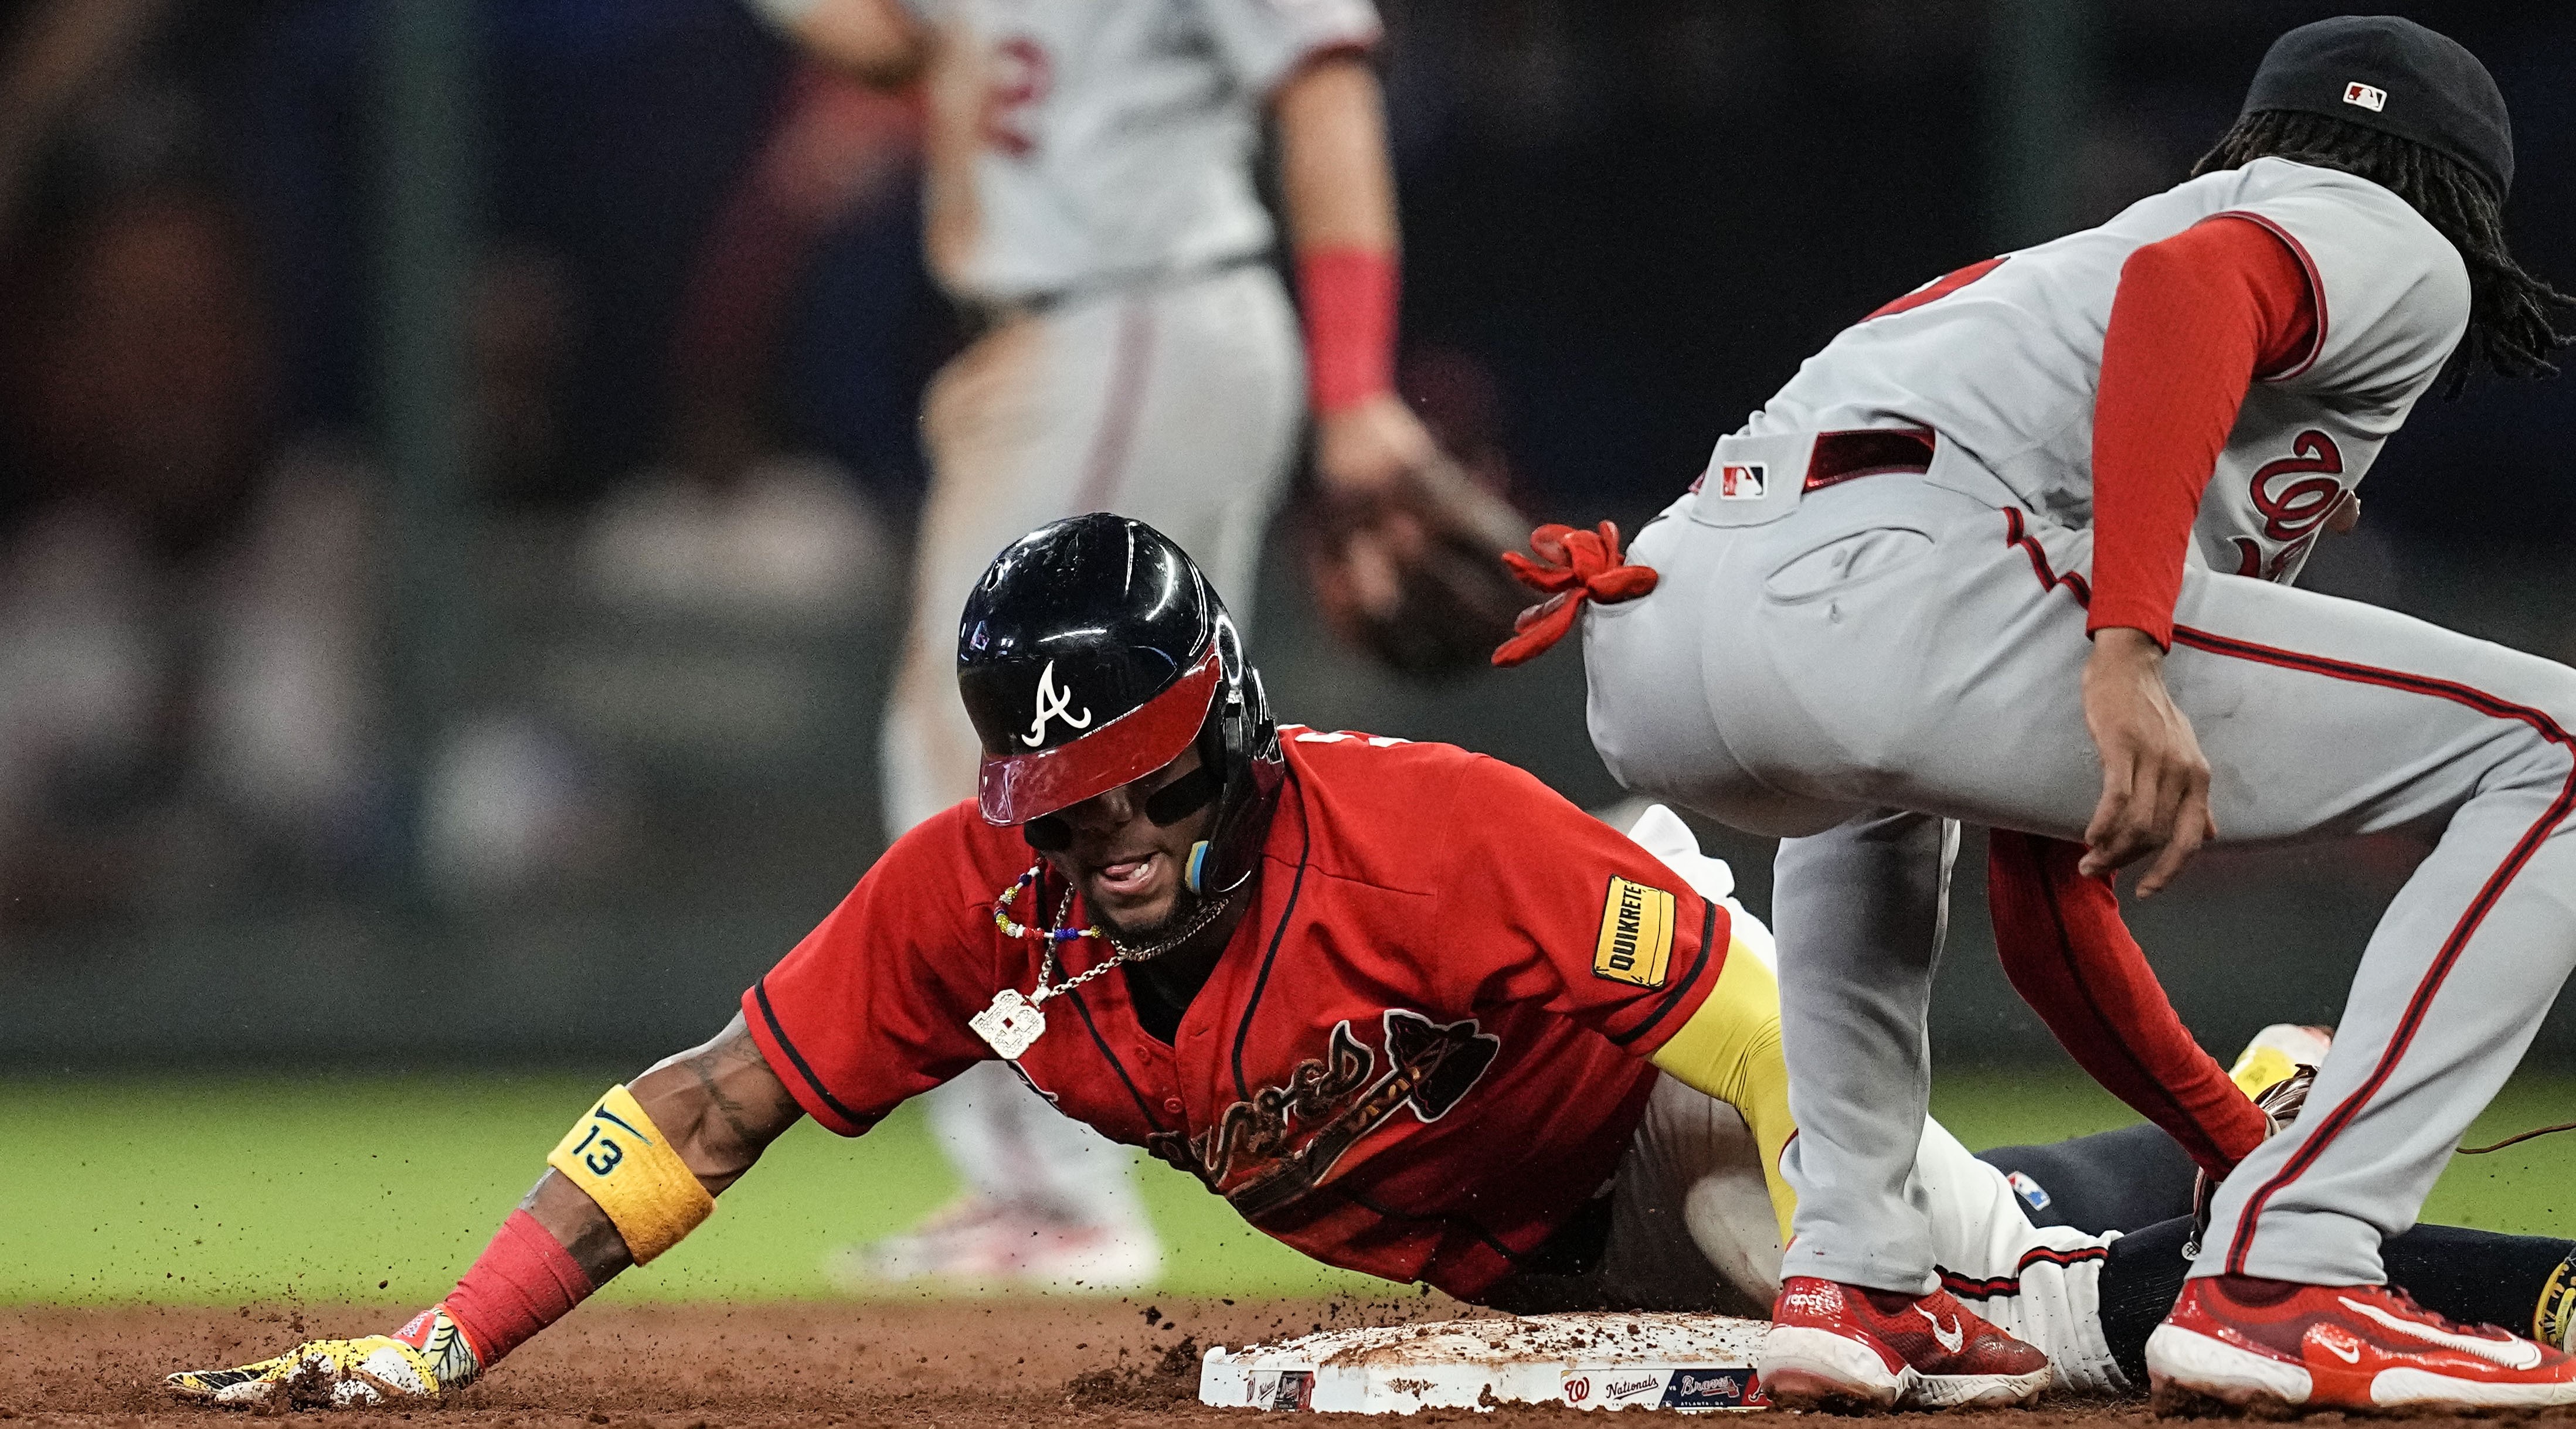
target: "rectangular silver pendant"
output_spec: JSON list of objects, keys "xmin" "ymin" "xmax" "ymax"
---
[{"xmin": 970, "ymin": 988, "xmax": 1045, "ymax": 1060}]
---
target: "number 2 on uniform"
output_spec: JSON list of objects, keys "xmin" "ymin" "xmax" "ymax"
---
[{"xmin": 983, "ymin": 36, "xmax": 1051, "ymax": 157}]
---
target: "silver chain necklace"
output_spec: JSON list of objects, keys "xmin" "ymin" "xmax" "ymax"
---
[{"xmin": 970, "ymin": 870, "xmax": 1238, "ymax": 1060}]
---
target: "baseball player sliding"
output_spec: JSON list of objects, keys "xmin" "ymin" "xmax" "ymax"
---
[
  {"xmin": 1524, "ymin": 14, "xmax": 2576, "ymax": 1416},
  {"xmin": 747, "ymin": 0, "xmax": 1442, "ymax": 1288},
  {"xmin": 165, "ymin": 516, "xmax": 2576, "ymax": 1410}
]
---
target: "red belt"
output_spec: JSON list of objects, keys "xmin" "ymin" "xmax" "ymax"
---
[{"xmin": 1803, "ymin": 428, "xmax": 1936, "ymax": 491}]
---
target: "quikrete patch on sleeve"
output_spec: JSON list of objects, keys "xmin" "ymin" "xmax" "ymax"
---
[
  {"xmin": 546, "ymin": 1084, "xmax": 714, "ymax": 1264},
  {"xmin": 1592, "ymin": 875, "xmax": 1677, "ymax": 988}
]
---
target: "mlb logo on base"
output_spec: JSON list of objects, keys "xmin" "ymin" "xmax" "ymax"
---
[
  {"xmin": 2343, "ymin": 80, "xmax": 2387, "ymax": 111},
  {"xmin": 1717, "ymin": 463, "xmax": 1766, "ymax": 499}
]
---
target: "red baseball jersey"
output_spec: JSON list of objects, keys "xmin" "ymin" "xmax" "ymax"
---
[{"xmin": 743, "ymin": 728, "xmax": 1730, "ymax": 1298}]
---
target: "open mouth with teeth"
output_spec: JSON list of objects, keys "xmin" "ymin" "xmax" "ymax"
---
[{"xmin": 1088, "ymin": 851, "xmax": 1167, "ymax": 906}]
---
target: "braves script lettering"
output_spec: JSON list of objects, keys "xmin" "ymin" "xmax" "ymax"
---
[{"xmin": 1150, "ymin": 1010, "xmax": 1500, "ymax": 1220}]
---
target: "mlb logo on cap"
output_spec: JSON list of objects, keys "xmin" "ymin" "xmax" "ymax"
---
[
  {"xmin": 2343, "ymin": 80, "xmax": 2387, "ymax": 111},
  {"xmin": 1717, "ymin": 463, "xmax": 1767, "ymax": 499}
]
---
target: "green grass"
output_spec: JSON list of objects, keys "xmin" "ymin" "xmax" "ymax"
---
[
  {"xmin": 7, "ymin": 1070, "xmax": 2575, "ymax": 1306},
  {"xmin": 0, "ymin": 1074, "xmax": 1378, "ymax": 1305}
]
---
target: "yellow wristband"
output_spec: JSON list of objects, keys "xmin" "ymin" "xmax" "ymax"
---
[{"xmin": 546, "ymin": 1084, "xmax": 715, "ymax": 1264}]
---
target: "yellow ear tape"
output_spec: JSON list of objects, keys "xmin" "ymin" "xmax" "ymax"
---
[{"xmin": 545, "ymin": 1084, "xmax": 715, "ymax": 1264}]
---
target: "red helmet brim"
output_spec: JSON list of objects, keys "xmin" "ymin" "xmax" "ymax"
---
[{"xmin": 977, "ymin": 648, "xmax": 1224, "ymax": 825}]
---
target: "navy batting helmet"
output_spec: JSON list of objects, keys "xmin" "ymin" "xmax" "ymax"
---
[{"xmin": 957, "ymin": 513, "xmax": 1282, "ymax": 896}]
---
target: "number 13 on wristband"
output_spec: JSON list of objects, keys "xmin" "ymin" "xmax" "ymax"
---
[{"xmin": 545, "ymin": 1084, "xmax": 714, "ymax": 1264}]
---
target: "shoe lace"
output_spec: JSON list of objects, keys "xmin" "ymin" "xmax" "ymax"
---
[{"xmin": 2378, "ymin": 1283, "xmax": 2514, "ymax": 1342}]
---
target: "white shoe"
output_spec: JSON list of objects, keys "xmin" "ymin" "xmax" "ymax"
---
[{"xmin": 824, "ymin": 1196, "xmax": 1163, "ymax": 1294}]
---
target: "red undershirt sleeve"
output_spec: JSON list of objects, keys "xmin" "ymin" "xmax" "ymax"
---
[
  {"xmin": 2087, "ymin": 216, "xmax": 2318, "ymax": 647},
  {"xmin": 1986, "ymin": 829, "xmax": 2268, "ymax": 1176}
]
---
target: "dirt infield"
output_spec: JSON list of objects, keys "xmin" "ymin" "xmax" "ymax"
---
[{"xmin": 0, "ymin": 1301, "xmax": 2557, "ymax": 1429}]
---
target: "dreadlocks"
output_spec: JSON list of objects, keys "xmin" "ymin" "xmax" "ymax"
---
[{"xmin": 2193, "ymin": 108, "xmax": 2574, "ymax": 394}]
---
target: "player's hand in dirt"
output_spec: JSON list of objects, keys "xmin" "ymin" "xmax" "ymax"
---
[
  {"xmin": 165, "ymin": 1306, "xmax": 480, "ymax": 1409},
  {"xmin": 1315, "ymin": 390, "xmax": 1440, "ymax": 499},
  {"xmin": 2080, "ymin": 626, "xmax": 2216, "ymax": 897}
]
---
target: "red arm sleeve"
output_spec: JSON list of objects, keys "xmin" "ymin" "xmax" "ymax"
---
[
  {"xmin": 2088, "ymin": 215, "xmax": 2318, "ymax": 646},
  {"xmin": 1436, "ymin": 756, "xmax": 1728, "ymax": 1055},
  {"xmin": 1986, "ymin": 829, "xmax": 2266, "ymax": 1176}
]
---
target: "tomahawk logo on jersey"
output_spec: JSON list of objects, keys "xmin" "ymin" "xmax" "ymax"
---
[{"xmin": 744, "ymin": 730, "xmax": 1728, "ymax": 1298}]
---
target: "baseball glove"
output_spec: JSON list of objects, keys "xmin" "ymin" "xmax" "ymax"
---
[{"xmin": 1300, "ymin": 454, "xmax": 1532, "ymax": 679}]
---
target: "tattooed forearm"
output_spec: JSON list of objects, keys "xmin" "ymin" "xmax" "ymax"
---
[
  {"xmin": 630, "ymin": 1012, "xmax": 806, "ymax": 1194},
  {"xmin": 688, "ymin": 1047, "xmax": 760, "ymax": 1150}
]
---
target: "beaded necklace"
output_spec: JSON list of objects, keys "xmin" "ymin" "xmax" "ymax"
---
[{"xmin": 970, "ymin": 862, "xmax": 1237, "ymax": 1059}]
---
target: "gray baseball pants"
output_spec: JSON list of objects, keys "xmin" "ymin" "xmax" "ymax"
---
[
  {"xmin": 887, "ymin": 263, "xmax": 1302, "ymax": 1223},
  {"xmin": 1582, "ymin": 461, "xmax": 2576, "ymax": 1290}
]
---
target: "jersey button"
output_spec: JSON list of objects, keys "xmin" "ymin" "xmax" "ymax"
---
[{"xmin": 1163, "ymin": 1097, "xmax": 1185, "ymax": 1115}]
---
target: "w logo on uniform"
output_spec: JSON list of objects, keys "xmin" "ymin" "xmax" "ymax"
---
[{"xmin": 1717, "ymin": 464, "xmax": 1767, "ymax": 499}]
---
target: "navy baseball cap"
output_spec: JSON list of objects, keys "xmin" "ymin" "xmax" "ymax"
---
[{"xmin": 2242, "ymin": 15, "xmax": 2513, "ymax": 197}]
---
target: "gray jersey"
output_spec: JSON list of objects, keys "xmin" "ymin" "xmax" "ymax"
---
[
  {"xmin": 1585, "ymin": 146, "xmax": 2561, "ymax": 1310},
  {"xmin": 908, "ymin": 0, "xmax": 1379, "ymax": 302},
  {"xmin": 1736, "ymin": 157, "xmax": 2469, "ymax": 585}
]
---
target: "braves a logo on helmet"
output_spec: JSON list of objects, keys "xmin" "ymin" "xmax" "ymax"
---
[
  {"xmin": 1149, "ymin": 1009, "xmax": 1500, "ymax": 1220},
  {"xmin": 1022, "ymin": 659, "xmax": 1093, "ymax": 747}
]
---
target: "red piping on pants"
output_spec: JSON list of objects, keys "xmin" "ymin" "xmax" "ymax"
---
[
  {"xmin": 2005, "ymin": 509, "xmax": 2576, "ymax": 1272},
  {"xmin": 2167, "ymin": 624, "xmax": 2576, "ymax": 1273}
]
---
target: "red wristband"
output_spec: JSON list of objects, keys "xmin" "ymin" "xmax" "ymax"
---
[
  {"xmin": 440, "ymin": 1209, "xmax": 595, "ymax": 1367},
  {"xmin": 1298, "ymin": 247, "xmax": 1398, "ymax": 414}
]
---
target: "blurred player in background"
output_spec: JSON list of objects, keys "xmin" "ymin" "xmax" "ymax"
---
[{"xmin": 746, "ymin": 0, "xmax": 1442, "ymax": 1291}]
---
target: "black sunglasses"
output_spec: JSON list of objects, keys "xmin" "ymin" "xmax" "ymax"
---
[{"xmin": 1022, "ymin": 760, "xmax": 1222, "ymax": 852}]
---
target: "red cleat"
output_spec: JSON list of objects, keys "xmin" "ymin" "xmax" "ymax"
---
[
  {"xmin": 2148, "ymin": 1275, "xmax": 2576, "ymax": 1413},
  {"xmin": 1757, "ymin": 1275, "xmax": 2052, "ymax": 1410}
]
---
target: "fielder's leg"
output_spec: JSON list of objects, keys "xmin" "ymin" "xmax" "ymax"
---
[
  {"xmin": 870, "ymin": 270, "xmax": 1300, "ymax": 1287},
  {"xmin": 1769, "ymin": 809, "xmax": 1959, "ymax": 1295},
  {"xmin": 1596, "ymin": 474, "xmax": 2576, "ymax": 1406},
  {"xmin": 1099, "ymin": 265, "xmax": 1303, "ymax": 613},
  {"xmin": 1598, "ymin": 475, "xmax": 2576, "ymax": 1289},
  {"xmin": 872, "ymin": 302, "xmax": 1177, "ymax": 1285}
]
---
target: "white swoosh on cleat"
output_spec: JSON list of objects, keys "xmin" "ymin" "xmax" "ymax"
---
[
  {"xmin": 2319, "ymin": 1339, "xmax": 2361, "ymax": 1364},
  {"xmin": 2339, "ymin": 1298, "xmax": 2544, "ymax": 1369},
  {"xmin": 1917, "ymin": 1306, "xmax": 1964, "ymax": 1355}
]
